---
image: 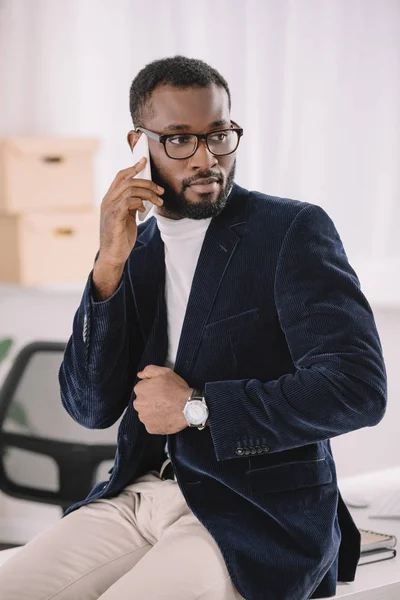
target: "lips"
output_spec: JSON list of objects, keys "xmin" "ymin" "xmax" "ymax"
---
[
  {"xmin": 189, "ymin": 177, "xmax": 219, "ymax": 186},
  {"xmin": 188, "ymin": 177, "xmax": 221, "ymax": 194}
]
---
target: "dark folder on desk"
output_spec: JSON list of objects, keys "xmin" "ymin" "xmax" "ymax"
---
[
  {"xmin": 358, "ymin": 528, "xmax": 397, "ymax": 566},
  {"xmin": 359, "ymin": 547, "xmax": 396, "ymax": 565}
]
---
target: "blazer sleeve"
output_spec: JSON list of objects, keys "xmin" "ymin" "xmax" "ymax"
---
[
  {"xmin": 58, "ymin": 265, "xmax": 145, "ymax": 429},
  {"xmin": 205, "ymin": 203, "xmax": 387, "ymax": 462}
]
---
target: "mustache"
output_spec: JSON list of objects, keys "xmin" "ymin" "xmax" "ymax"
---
[{"xmin": 182, "ymin": 170, "xmax": 223, "ymax": 189}]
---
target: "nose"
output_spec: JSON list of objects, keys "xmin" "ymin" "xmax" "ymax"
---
[{"xmin": 188, "ymin": 139, "xmax": 218, "ymax": 170}]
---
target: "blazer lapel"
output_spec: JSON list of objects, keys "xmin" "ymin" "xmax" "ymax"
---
[
  {"xmin": 174, "ymin": 185, "xmax": 250, "ymax": 374},
  {"xmin": 128, "ymin": 184, "xmax": 250, "ymax": 377}
]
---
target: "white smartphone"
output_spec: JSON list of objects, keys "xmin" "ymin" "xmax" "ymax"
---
[{"xmin": 131, "ymin": 132, "xmax": 153, "ymax": 224}]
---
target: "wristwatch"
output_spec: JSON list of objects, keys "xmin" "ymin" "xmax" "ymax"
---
[{"xmin": 183, "ymin": 388, "xmax": 209, "ymax": 430}]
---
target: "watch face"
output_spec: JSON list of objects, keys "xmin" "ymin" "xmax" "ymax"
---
[{"xmin": 185, "ymin": 400, "xmax": 207, "ymax": 425}]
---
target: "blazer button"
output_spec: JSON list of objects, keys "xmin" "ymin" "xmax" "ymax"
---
[
  {"xmin": 244, "ymin": 448, "xmax": 251, "ymax": 456},
  {"xmin": 250, "ymin": 447, "xmax": 257, "ymax": 454},
  {"xmin": 235, "ymin": 448, "xmax": 244, "ymax": 456},
  {"xmin": 262, "ymin": 445, "xmax": 270, "ymax": 453},
  {"xmin": 255, "ymin": 446, "xmax": 263, "ymax": 454}
]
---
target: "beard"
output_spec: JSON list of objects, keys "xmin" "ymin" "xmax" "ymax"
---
[{"xmin": 149, "ymin": 158, "xmax": 236, "ymax": 220}]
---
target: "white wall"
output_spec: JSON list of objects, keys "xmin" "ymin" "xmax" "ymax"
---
[
  {"xmin": 331, "ymin": 308, "xmax": 400, "ymax": 476},
  {"xmin": 0, "ymin": 0, "xmax": 399, "ymax": 544},
  {"xmin": 0, "ymin": 283, "xmax": 398, "ymax": 543},
  {"xmin": 1, "ymin": 0, "xmax": 400, "ymax": 302}
]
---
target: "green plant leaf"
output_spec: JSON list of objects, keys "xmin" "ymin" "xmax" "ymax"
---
[{"xmin": 0, "ymin": 338, "xmax": 13, "ymax": 364}]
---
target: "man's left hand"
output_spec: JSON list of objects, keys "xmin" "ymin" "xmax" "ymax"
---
[{"xmin": 133, "ymin": 365, "xmax": 192, "ymax": 435}]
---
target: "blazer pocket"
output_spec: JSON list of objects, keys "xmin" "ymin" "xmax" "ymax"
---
[
  {"xmin": 245, "ymin": 458, "xmax": 332, "ymax": 495},
  {"xmin": 204, "ymin": 307, "xmax": 259, "ymax": 339}
]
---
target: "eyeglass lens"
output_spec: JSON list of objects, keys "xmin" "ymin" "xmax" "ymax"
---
[{"xmin": 165, "ymin": 130, "xmax": 239, "ymax": 159}]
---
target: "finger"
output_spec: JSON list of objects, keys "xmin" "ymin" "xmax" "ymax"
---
[
  {"xmin": 103, "ymin": 182, "xmax": 164, "ymax": 212},
  {"xmin": 118, "ymin": 176, "xmax": 164, "ymax": 197},
  {"xmin": 122, "ymin": 157, "xmax": 148, "ymax": 180},
  {"xmin": 107, "ymin": 158, "xmax": 150, "ymax": 194},
  {"xmin": 119, "ymin": 158, "xmax": 147, "ymax": 181},
  {"xmin": 137, "ymin": 365, "xmax": 171, "ymax": 378},
  {"xmin": 116, "ymin": 185, "xmax": 164, "ymax": 206},
  {"xmin": 120, "ymin": 194, "xmax": 162, "ymax": 214},
  {"xmin": 128, "ymin": 205, "xmax": 145, "ymax": 216},
  {"xmin": 112, "ymin": 197, "xmax": 150, "ymax": 221}
]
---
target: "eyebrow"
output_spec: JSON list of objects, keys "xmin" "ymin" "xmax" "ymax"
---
[{"xmin": 161, "ymin": 119, "xmax": 230, "ymax": 133}]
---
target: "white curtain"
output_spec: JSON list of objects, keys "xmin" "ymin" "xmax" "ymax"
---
[{"xmin": 1, "ymin": 0, "xmax": 399, "ymax": 303}]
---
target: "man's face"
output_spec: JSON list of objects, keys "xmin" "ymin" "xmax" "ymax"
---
[{"xmin": 128, "ymin": 84, "xmax": 236, "ymax": 220}]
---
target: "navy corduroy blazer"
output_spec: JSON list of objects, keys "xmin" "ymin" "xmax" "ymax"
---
[{"xmin": 59, "ymin": 183, "xmax": 387, "ymax": 600}]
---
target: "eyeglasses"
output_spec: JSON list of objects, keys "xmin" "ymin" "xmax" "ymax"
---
[{"xmin": 135, "ymin": 120, "xmax": 243, "ymax": 160}]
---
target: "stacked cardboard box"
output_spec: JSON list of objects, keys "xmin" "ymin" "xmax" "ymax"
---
[{"xmin": 0, "ymin": 137, "xmax": 100, "ymax": 285}]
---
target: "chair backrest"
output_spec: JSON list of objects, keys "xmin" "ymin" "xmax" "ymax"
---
[{"xmin": 0, "ymin": 341, "xmax": 119, "ymax": 512}]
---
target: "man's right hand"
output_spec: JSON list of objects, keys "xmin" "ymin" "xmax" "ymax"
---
[
  {"xmin": 98, "ymin": 157, "xmax": 164, "ymax": 268},
  {"xmin": 93, "ymin": 158, "xmax": 164, "ymax": 300}
]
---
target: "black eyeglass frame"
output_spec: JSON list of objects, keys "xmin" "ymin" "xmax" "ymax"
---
[{"xmin": 135, "ymin": 120, "xmax": 244, "ymax": 160}]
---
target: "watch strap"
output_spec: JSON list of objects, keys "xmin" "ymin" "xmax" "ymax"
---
[{"xmin": 190, "ymin": 388, "xmax": 204, "ymax": 400}]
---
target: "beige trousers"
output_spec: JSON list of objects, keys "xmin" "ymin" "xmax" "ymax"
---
[{"xmin": 0, "ymin": 472, "xmax": 244, "ymax": 600}]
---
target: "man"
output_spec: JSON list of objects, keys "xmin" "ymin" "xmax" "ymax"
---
[{"xmin": 0, "ymin": 56, "xmax": 387, "ymax": 600}]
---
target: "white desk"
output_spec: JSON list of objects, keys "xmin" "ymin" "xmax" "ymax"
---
[
  {"xmin": 0, "ymin": 546, "xmax": 20, "ymax": 565},
  {"xmin": 0, "ymin": 468, "xmax": 399, "ymax": 598},
  {"xmin": 328, "ymin": 466, "xmax": 400, "ymax": 599}
]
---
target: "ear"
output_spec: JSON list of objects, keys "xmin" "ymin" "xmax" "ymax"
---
[{"xmin": 127, "ymin": 129, "xmax": 141, "ymax": 151}]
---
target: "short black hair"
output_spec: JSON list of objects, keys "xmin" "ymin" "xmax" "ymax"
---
[{"xmin": 129, "ymin": 55, "xmax": 231, "ymax": 126}]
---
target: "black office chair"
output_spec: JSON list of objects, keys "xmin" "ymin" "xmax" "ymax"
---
[{"xmin": 0, "ymin": 341, "xmax": 119, "ymax": 548}]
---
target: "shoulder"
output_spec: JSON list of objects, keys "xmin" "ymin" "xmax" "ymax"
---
[
  {"xmin": 233, "ymin": 183, "xmax": 327, "ymax": 233},
  {"xmin": 249, "ymin": 188, "xmax": 307, "ymax": 218}
]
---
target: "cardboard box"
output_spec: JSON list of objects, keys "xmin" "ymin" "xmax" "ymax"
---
[
  {"xmin": 0, "ymin": 137, "xmax": 99, "ymax": 213},
  {"xmin": 0, "ymin": 208, "xmax": 100, "ymax": 286}
]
